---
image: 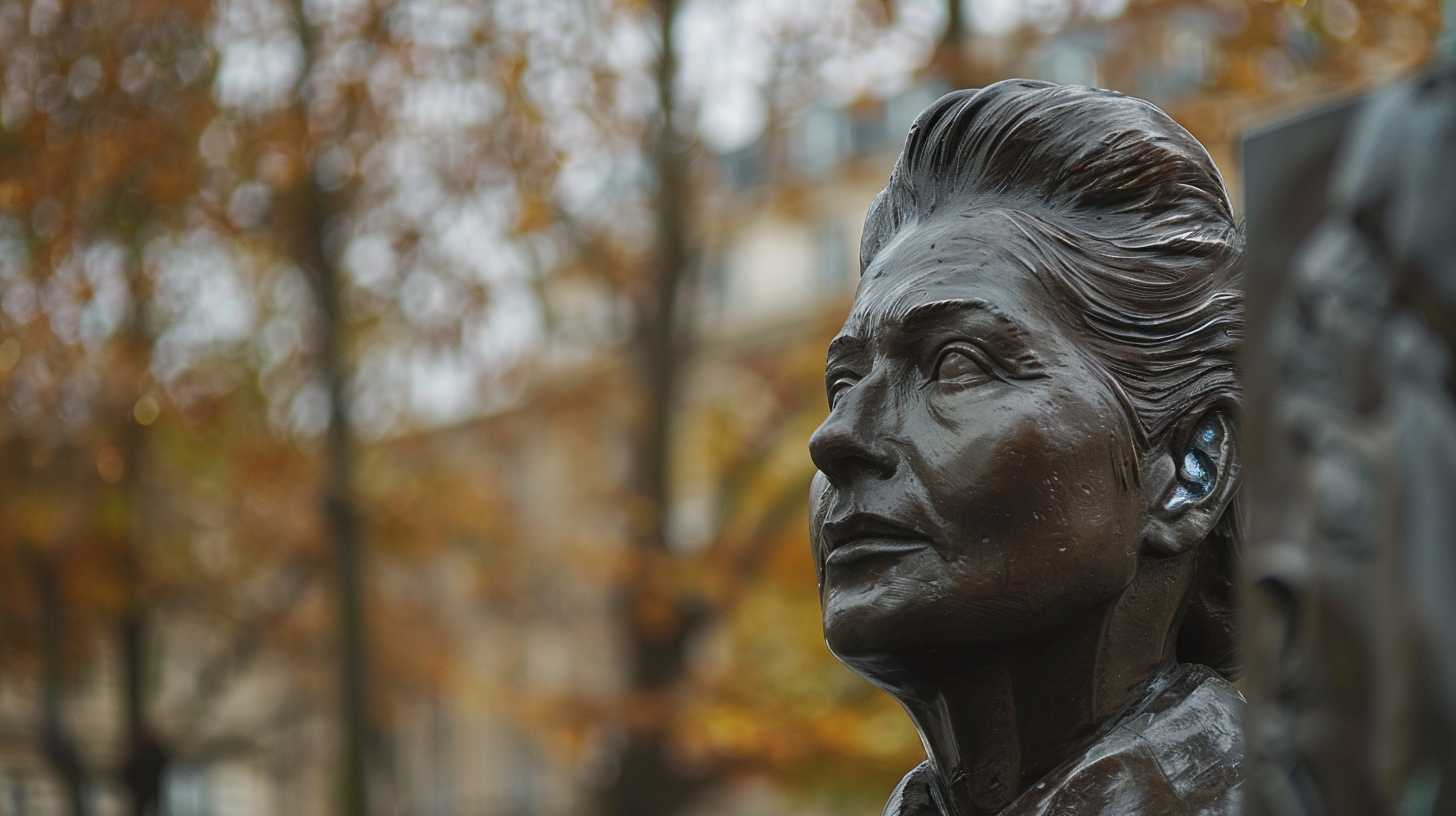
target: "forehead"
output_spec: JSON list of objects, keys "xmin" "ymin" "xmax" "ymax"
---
[{"xmin": 842, "ymin": 214, "xmax": 1047, "ymax": 337}]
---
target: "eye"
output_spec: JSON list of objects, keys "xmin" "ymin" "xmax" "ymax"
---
[
  {"xmin": 828, "ymin": 377, "xmax": 856, "ymax": 409},
  {"xmin": 933, "ymin": 347, "xmax": 993, "ymax": 385}
]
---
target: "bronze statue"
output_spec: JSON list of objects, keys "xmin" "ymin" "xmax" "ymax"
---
[
  {"xmin": 807, "ymin": 80, "xmax": 1245, "ymax": 815},
  {"xmin": 1242, "ymin": 62, "xmax": 1456, "ymax": 816}
]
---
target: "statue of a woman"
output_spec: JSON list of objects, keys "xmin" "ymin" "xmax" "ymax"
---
[{"xmin": 807, "ymin": 80, "xmax": 1244, "ymax": 815}]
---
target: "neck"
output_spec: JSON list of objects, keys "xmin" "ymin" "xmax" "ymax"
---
[{"xmin": 887, "ymin": 564, "xmax": 1188, "ymax": 816}]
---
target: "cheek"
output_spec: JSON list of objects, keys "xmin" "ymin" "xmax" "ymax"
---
[{"xmin": 928, "ymin": 387, "xmax": 1144, "ymax": 610}]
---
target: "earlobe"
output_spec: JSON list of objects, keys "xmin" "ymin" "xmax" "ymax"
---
[{"xmin": 1141, "ymin": 411, "xmax": 1239, "ymax": 558}]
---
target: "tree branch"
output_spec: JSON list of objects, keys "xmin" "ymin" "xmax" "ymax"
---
[{"xmin": 172, "ymin": 558, "xmax": 318, "ymax": 748}]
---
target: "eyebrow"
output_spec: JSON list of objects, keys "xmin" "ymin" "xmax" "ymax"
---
[
  {"xmin": 826, "ymin": 334, "xmax": 865, "ymax": 362},
  {"xmin": 896, "ymin": 298, "xmax": 1024, "ymax": 338}
]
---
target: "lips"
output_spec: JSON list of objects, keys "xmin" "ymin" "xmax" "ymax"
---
[{"xmin": 822, "ymin": 512, "xmax": 931, "ymax": 568}]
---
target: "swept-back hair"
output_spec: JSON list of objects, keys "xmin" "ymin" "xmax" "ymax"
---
[{"xmin": 861, "ymin": 80, "xmax": 1244, "ymax": 677}]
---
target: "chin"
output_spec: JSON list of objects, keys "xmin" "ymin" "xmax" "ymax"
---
[
  {"xmin": 823, "ymin": 620, "xmax": 926, "ymax": 691},
  {"xmin": 821, "ymin": 589, "xmax": 1000, "ymax": 671},
  {"xmin": 823, "ymin": 587, "xmax": 926, "ymax": 662},
  {"xmin": 822, "ymin": 585, "xmax": 1107, "ymax": 676}
]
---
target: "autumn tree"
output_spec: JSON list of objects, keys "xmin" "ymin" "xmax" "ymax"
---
[
  {"xmin": 203, "ymin": 0, "xmax": 518, "ymax": 810},
  {"xmin": 0, "ymin": 2, "xmax": 224, "ymax": 812},
  {"xmin": 472, "ymin": 2, "xmax": 923, "ymax": 813},
  {"xmin": 1, "ymin": 0, "xmax": 493, "ymax": 812}
]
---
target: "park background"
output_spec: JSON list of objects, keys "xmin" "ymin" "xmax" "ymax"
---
[{"xmin": 0, "ymin": 0, "xmax": 1447, "ymax": 813}]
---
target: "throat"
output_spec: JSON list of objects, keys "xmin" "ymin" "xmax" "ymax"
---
[
  {"xmin": 908, "ymin": 669, "xmax": 1022, "ymax": 816},
  {"xmin": 894, "ymin": 619, "xmax": 1143, "ymax": 816}
]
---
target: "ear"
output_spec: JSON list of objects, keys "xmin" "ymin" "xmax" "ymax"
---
[{"xmin": 1141, "ymin": 410, "xmax": 1239, "ymax": 558}]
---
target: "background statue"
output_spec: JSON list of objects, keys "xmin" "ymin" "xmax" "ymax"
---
[
  {"xmin": 1242, "ymin": 61, "xmax": 1456, "ymax": 816},
  {"xmin": 806, "ymin": 80, "xmax": 1246, "ymax": 816}
]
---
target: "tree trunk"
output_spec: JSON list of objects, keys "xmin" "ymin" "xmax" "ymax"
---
[
  {"xmin": 118, "ymin": 610, "xmax": 168, "ymax": 816},
  {"xmin": 286, "ymin": 4, "xmax": 371, "ymax": 813},
  {"xmin": 113, "ymin": 248, "xmax": 170, "ymax": 816},
  {"xmin": 600, "ymin": 1, "xmax": 711, "ymax": 814},
  {"xmin": 35, "ymin": 556, "xmax": 90, "ymax": 816},
  {"xmin": 306, "ymin": 167, "xmax": 370, "ymax": 816},
  {"xmin": 944, "ymin": 0, "xmax": 963, "ymax": 50},
  {"xmin": 938, "ymin": 0, "xmax": 968, "ymax": 84}
]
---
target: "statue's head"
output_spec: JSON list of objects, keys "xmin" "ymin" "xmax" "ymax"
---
[{"xmin": 808, "ymin": 80, "xmax": 1244, "ymax": 686}]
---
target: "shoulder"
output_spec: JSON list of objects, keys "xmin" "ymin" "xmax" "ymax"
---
[
  {"xmin": 1128, "ymin": 662, "xmax": 1243, "ymax": 805},
  {"xmin": 1012, "ymin": 664, "xmax": 1245, "ymax": 816}
]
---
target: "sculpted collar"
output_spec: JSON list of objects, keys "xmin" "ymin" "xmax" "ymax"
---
[{"xmin": 881, "ymin": 664, "xmax": 1244, "ymax": 816}]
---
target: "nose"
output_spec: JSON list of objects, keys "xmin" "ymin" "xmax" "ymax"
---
[{"xmin": 809, "ymin": 383, "xmax": 897, "ymax": 486}]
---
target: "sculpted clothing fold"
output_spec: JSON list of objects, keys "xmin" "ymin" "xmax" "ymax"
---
[{"xmin": 882, "ymin": 664, "xmax": 1244, "ymax": 816}]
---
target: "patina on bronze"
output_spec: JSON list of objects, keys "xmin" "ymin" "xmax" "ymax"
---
[
  {"xmin": 807, "ymin": 80, "xmax": 1245, "ymax": 815},
  {"xmin": 1243, "ymin": 62, "xmax": 1456, "ymax": 816}
]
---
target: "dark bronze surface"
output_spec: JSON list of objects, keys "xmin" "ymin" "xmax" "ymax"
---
[
  {"xmin": 807, "ymin": 80, "xmax": 1246, "ymax": 815},
  {"xmin": 1242, "ymin": 62, "xmax": 1456, "ymax": 816}
]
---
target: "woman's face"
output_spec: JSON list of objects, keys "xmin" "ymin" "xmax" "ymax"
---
[{"xmin": 808, "ymin": 214, "xmax": 1147, "ymax": 667}]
